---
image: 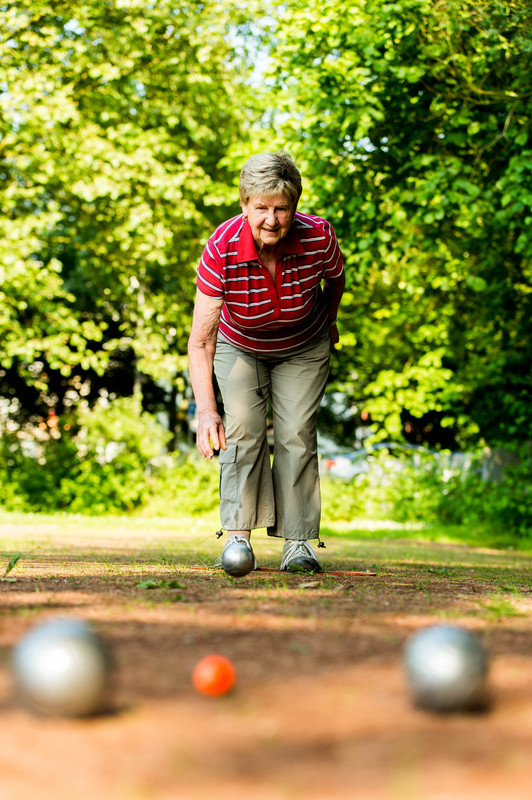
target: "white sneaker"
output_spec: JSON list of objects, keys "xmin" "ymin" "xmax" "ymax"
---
[
  {"xmin": 215, "ymin": 534, "xmax": 257, "ymax": 570},
  {"xmin": 280, "ymin": 540, "xmax": 322, "ymax": 573}
]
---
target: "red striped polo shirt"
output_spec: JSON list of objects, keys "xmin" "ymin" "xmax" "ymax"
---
[{"xmin": 196, "ymin": 211, "xmax": 344, "ymax": 354}]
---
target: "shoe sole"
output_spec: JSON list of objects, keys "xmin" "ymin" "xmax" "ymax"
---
[{"xmin": 284, "ymin": 558, "xmax": 322, "ymax": 574}]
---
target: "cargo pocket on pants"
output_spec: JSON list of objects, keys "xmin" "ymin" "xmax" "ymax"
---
[{"xmin": 219, "ymin": 444, "xmax": 238, "ymax": 502}]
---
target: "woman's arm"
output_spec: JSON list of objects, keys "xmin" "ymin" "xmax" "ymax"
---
[
  {"xmin": 187, "ymin": 289, "xmax": 226, "ymax": 459},
  {"xmin": 323, "ymin": 272, "xmax": 346, "ymax": 348}
]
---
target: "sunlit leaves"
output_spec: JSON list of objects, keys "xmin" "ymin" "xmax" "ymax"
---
[
  {"xmin": 266, "ymin": 0, "xmax": 532, "ymax": 446},
  {"xmin": 0, "ymin": 0, "xmax": 253, "ymax": 419}
]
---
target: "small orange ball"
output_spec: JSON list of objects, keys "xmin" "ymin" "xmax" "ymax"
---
[{"xmin": 192, "ymin": 654, "xmax": 236, "ymax": 697}]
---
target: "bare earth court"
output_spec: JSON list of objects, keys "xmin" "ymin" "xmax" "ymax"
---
[{"xmin": 1, "ymin": 514, "xmax": 532, "ymax": 800}]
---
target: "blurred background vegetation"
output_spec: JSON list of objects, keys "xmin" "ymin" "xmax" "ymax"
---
[{"xmin": 0, "ymin": 0, "xmax": 530, "ymax": 534}]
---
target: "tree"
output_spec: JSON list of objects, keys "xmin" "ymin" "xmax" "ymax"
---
[
  {"xmin": 0, "ymin": 0, "xmax": 252, "ymax": 431},
  {"xmin": 265, "ymin": 0, "xmax": 532, "ymax": 447}
]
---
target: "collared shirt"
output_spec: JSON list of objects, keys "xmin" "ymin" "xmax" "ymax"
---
[{"xmin": 196, "ymin": 211, "xmax": 344, "ymax": 353}]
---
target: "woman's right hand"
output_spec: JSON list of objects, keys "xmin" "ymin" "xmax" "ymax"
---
[{"xmin": 196, "ymin": 410, "xmax": 227, "ymax": 460}]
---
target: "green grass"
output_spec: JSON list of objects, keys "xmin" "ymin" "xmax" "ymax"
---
[
  {"xmin": 1, "ymin": 509, "xmax": 532, "ymax": 588},
  {"xmin": 321, "ymin": 519, "xmax": 532, "ymax": 552}
]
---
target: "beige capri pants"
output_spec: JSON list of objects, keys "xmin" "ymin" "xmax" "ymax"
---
[{"xmin": 213, "ymin": 328, "xmax": 331, "ymax": 541}]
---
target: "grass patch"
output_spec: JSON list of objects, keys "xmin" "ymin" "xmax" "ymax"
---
[
  {"xmin": 1, "ymin": 510, "xmax": 532, "ymax": 598},
  {"xmin": 476, "ymin": 594, "xmax": 527, "ymax": 622},
  {"xmin": 320, "ymin": 520, "xmax": 530, "ymax": 552}
]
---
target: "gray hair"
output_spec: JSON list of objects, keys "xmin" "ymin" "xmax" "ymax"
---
[{"xmin": 239, "ymin": 151, "xmax": 302, "ymax": 206}]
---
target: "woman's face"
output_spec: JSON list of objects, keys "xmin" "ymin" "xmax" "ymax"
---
[{"xmin": 241, "ymin": 193, "xmax": 296, "ymax": 252}]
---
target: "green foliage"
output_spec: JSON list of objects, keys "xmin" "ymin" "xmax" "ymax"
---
[
  {"xmin": 0, "ymin": 0, "xmax": 253, "ymax": 421},
  {"xmin": 1, "ymin": 408, "xmax": 528, "ymax": 537},
  {"xmin": 0, "ymin": 397, "xmax": 172, "ymax": 514},
  {"xmin": 321, "ymin": 448, "xmax": 531, "ymax": 537},
  {"xmin": 3, "ymin": 433, "xmax": 81, "ymax": 511},
  {"xmin": 70, "ymin": 395, "xmax": 173, "ymax": 513},
  {"xmin": 321, "ymin": 450, "xmax": 445, "ymax": 524},
  {"xmin": 266, "ymin": 0, "xmax": 532, "ymax": 448},
  {"xmin": 0, "ymin": 395, "xmax": 221, "ymax": 516},
  {"xmin": 1, "ymin": 0, "xmax": 531, "ymax": 514},
  {"xmin": 76, "ymin": 396, "xmax": 169, "ymax": 463},
  {"xmin": 144, "ymin": 454, "xmax": 220, "ymax": 516},
  {"xmin": 439, "ymin": 451, "xmax": 532, "ymax": 536}
]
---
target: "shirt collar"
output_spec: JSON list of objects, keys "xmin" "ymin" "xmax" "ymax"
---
[{"xmin": 236, "ymin": 217, "xmax": 306, "ymax": 263}]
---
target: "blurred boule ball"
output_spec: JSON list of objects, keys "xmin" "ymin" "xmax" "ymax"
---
[
  {"xmin": 11, "ymin": 617, "xmax": 113, "ymax": 717},
  {"xmin": 404, "ymin": 624, "xmax": 489, "ymax": 712}
]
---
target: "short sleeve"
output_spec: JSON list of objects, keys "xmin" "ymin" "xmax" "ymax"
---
[
  {"xmin": 196, "ymin": 237, "xmax": 224, "ymax": 298},
  {"xmin": 321, "ymin": 220, "xmax": 344, "ymax": 279}
]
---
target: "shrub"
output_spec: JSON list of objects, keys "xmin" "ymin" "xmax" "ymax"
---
[
  {"xmin": 0, "ymin": 397, "xmax": 172, "ymax": 514},
  {"xmin": 321, "ymin": 447, "xmax": 531, "ymax": 537},
  {"xmin": 321, "ymin": 450, "xmax": 443, "ymax": 524},
  {"xmin": 1, "ymin": 410, "xmax": 528, "ymax": 538},
  {"xmin": 439, "ymin": 448, "xmax": 532, "ymax": 537},
  {"xmin": 143, "ymin": 453, "xmax": 220, "ymax": 516},
  {"xmin": 0, "ymin": 430, "xmax": 80, "ymax": 511}
]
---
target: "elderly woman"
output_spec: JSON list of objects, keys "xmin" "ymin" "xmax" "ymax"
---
[{"xmin": 188, "ymin": 151, "xmax": 345, "ymax": 573}]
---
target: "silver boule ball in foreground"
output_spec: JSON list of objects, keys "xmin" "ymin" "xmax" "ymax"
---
[
  {"xmin": 221, "ymin": 541, "xmax": 255, "ymax": 577},
  {"xmin": 12, "ymin": 617, "xmax": 112, "ymax": 717},
  {"xmin": 404, "ymin": 625, "xmax": 489, "ymax": 712}
]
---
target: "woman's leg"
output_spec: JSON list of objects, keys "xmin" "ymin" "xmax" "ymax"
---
[
  {"xmin": 214, "ymin": 339, "xmax": 275, "ymax": 532},
  {"xmin": 267, "ymin": 333, "xmax": 331, "ymax": 541}
]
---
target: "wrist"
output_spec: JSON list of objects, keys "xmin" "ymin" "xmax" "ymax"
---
[{"xmin": 197, "ymin": 407, "xmax": 218, "ymax": 417}]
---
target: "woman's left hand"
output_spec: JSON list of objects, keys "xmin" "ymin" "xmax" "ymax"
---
[{"xmin": 329, "ymin": 321, "xmax": 339, "ymax": 349}]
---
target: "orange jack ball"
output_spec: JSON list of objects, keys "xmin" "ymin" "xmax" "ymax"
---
[{"xmin": 192, "ymin": 654, "xmax": 236, "ymax": 697}]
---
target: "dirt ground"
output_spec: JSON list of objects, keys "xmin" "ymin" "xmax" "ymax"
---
[{"xmin": 2, "ymin": 516, "xmax": 532, "ymax": 799}]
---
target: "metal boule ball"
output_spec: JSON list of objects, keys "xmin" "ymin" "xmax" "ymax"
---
[
  {"xmin": 404, "ymin": 624, "xmax": 489, "ymax": 712},
  {"xmin": 221, "ymin": 542, "xmax": 255, "ymax": 577},
  {"xmin": 11, "ymin": 617, "xmax": 113, "ymax": 717}
]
